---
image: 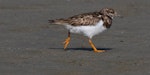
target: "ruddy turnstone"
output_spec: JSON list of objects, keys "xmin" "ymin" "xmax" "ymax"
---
[{"xmin": 49, "ymin": 8, "xmax": 119, "ymax": 53}]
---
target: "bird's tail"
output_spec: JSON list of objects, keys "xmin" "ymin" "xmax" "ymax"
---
[{"xmin": 48, "ymin": 18, "xmax": 68, "ymax": 25}]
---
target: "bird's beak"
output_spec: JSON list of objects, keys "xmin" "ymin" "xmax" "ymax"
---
[
  {"xmin": 114, "ymin": 12, "xmax": 120, "ymax": 17},
  {"xmin": 114, "ymin": 12, "xmax": 123, "ymax": 18}
]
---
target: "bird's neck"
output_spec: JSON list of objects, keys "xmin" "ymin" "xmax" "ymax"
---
[{"xmin": 101, "ymin": 15, "xmax": 112, "ymax": 28}]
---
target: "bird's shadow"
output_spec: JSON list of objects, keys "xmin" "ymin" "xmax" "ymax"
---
[{"xmin": 49, "ymin": 47, "xmax": 113, "ymax": 51}]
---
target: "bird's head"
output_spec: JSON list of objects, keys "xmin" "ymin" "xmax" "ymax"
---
[{"xmin": 100, "ymin": 8, "xmax": 120, "ymax": 19}]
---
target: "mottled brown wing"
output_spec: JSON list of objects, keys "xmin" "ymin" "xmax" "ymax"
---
[{"xmin": 67, "ymin": 12, "xmax": 102, "ymax": 26}]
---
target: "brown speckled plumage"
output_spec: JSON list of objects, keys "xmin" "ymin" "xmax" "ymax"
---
[
  {"xmin": 49, "ymin": 8, "xmax": 118, "ymax": 28},
  {"xmin": 101, "ymin": 15, "xmax": 112, "ymax": 28},
  {"xmin": 67, "ymin": 12, "xmax": 101, "ymax": 25}
]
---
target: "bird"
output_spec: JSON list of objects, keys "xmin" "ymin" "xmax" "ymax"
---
[{"xmin": 48, "ymin": 8, "xmax": 119, "ymax": 53}]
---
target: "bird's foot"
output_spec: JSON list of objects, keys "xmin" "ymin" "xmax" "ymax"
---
[{"xmin": 94, "ymin": 50, "xmax": 106, "ymax": 53}]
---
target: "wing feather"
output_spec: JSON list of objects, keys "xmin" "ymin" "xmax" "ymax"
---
[{"xmin": 67, "ymin": 12, "xmax": 102, "ymax": 26}]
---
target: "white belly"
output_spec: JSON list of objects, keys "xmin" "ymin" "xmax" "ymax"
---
[{"xmin": 65, "ymin": 20, "xmax": 107, "ymax": 39}]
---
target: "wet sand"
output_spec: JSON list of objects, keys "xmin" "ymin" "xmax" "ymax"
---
[{"xmin": 0, "ymin": 0, "xmax": 150, "ymax": 75}]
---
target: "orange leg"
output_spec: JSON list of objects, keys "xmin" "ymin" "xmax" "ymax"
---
[
  {"xmin": 88, "ymin": 39, "xmax": 105, "ymax": 53},
  {"xmin": 63, "ymin": 31, "xmax": 71, "ymax": 49}
]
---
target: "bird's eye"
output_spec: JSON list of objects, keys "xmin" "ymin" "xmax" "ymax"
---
[
  {"xmin": 110, "ymin": 11, "xmax": 114, "ymax": 13},
  {"xmin": 112, "ymin": 11, "xmax": 115, "ymax": 13}
]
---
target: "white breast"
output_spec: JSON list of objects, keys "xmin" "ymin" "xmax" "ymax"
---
[{"xmin": 65, "ymin": 20, "xmax": 107, "ymax": 39}]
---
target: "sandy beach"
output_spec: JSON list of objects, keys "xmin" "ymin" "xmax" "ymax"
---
[{"xmin": 0, "ymin": 0, "xmax": 150, "ymax": 75}]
